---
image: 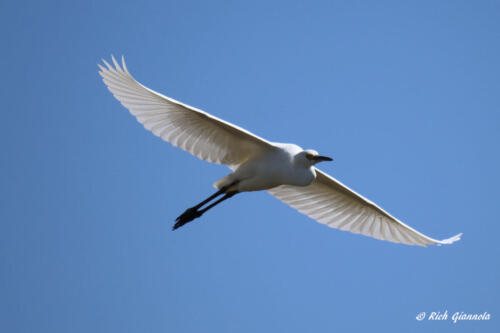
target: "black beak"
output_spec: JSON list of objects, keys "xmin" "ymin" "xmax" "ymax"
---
[{"xmin": 313, "ymin": 155, "xmax": 333, "ymax": 162}]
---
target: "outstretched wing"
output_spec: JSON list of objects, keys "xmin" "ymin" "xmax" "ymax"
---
[
  {"xmin": 268, "ymin": 169, "xmax": 462, "ymax": 246},
  {"xmin": 98, "ymin": 56, "xmax": 275, "ymax": 168}
]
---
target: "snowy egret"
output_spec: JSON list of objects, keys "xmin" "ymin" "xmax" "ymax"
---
[{"xmin": 98, "ymin": 56, "xmax": 462, "ymax": 247}]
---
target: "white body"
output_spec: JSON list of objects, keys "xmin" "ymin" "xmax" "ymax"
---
[
  {"xmin": 98, "ymin": 56, "xmax": 462, "ymax": 247},
  {"xmin": 218, "ymin": 143, "xmax": 315, "ymax": 192}
]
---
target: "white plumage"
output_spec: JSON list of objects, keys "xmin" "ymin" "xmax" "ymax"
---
[{"xmin": 99, "ymin": 56, "xmax": 462, "ymax": 247}]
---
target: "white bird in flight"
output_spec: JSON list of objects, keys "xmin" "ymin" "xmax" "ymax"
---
[{"xmin": 98, "ymin": 56, "xmax": 461, "ymax": 247}]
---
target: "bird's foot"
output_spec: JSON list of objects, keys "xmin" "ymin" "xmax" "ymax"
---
[{"xmin": 173, "ymin": 207, "xmax": 203, "ymax": 230}]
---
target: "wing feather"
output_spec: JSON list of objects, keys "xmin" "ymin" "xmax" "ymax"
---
[
  {"xmin": 268, "ymin": 169, "xmax": 462, "ymax": 246},
  {"xmin": 99, "ymin": 56, "xmax": 275, "ymax": 168}
]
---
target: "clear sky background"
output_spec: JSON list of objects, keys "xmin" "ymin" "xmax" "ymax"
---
[{"xmin": 1, "ymin": 0, "xmax": 499, "ymax": 332}]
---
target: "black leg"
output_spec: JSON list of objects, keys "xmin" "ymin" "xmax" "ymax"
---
[
  {"xmin": 198, "ymin": 191, "xmax": 238, "ymax": 214},
  {"xmin": 193, "ymin": 187, "xmax": 226, "ymax": 210},
  {"xmin": 173, "ymin": 182, "xmax": 238, "ymax": 230}
]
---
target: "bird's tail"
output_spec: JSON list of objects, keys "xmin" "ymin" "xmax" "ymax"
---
[{"xmin": 213, "ymin": 174, "xmax": 237, "ymax": 190}]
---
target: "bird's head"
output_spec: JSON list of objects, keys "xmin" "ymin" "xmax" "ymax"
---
[{"xmin": 296, "ymin": 149, "xmax": 333, "ymax": 167}]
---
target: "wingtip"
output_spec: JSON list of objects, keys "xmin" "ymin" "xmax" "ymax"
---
[
  {"xmin": 102, "ymin": 58, "xmax": 113, "ymax": 70},
  {"xmin": 98, "ymin": 55, "xmax": 128, "ymax": 73},
  {"xmin": 111, "ymin": 55, "xmax": 121, "ymax": 71},
  {"xmin": 121, "ymin": 55, "xmax": 129, "ymax": 73},
  {"xmin": 437, "ymin": 232, "xmax": 462, "ymax": 245}
]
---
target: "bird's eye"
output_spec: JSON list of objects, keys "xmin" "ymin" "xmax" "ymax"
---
[{"xmin": 305, "ymin": 153, "xmax": 314, "ymax": 160}]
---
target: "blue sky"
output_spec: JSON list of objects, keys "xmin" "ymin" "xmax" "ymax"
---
[{"xmin": 1, "ymin": 0, "xmax": 499, "ymax": 332}]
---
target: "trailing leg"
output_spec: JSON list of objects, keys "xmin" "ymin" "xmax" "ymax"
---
[{"xmin": 173, "ymin": 182, "xmax": 239, "ymax": 230}]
